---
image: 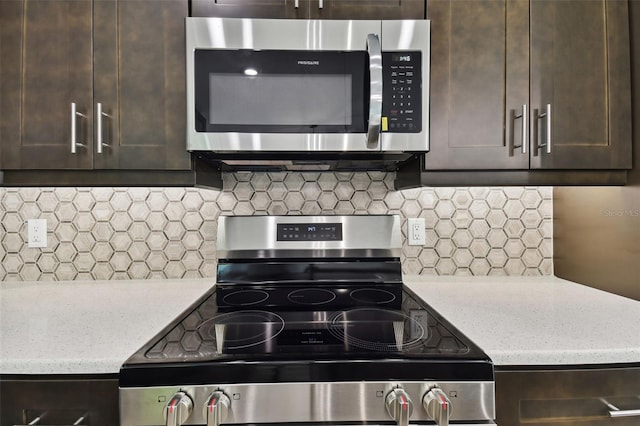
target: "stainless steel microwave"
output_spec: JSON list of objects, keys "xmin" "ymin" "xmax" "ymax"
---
[{"xmin": 186, "ymin": 18, "xmax": 430, "ymax": 171}]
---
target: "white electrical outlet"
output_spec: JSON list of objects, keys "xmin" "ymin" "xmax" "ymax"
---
[
  {"xmin": 28, "ymin": 219, "xmax": 47, "ymax": 248},
  {"xmin": 407, "ymin": 218, "xmax": 425, "ymax": 246}
]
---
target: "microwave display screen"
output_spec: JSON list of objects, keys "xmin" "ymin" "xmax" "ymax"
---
[{"xmin": 209, "ymin": 74, "xmax": 352, "ymax": 126}]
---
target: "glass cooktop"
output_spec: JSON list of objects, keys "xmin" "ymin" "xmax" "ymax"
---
[
  {"xmin": 121, "ymin": 217, "xmax": 494, "ymax": 388},
  {"xmin": 133, "ymin": 286, "xmax": 479, "ymax": 362}
]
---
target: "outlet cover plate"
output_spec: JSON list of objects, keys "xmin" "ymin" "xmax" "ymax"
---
[
  {"xmin": 28, "ymin": 219, "xmax": 47, "ymax": 248},
  {"xmin": 407, "ymin": 218, "xmax": 425, "ymax": 246}
]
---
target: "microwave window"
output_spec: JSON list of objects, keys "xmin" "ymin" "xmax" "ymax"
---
[
  {"xmin": 193, "ymin": 49, "xmax": 368, "ymax": 133},
  {"xmin": 208, "ymin": 74, "xmax": 352, "ymax": 127}
]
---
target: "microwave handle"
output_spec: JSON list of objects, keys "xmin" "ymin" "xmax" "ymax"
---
[{"xmin": 366, "ymin": 33, "xmax": 382, "ymax": 149}]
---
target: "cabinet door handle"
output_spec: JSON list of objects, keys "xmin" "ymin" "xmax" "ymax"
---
[
  {"xmin": 318, "ymin": 0, "xmax": 323, "ymax": 8},
  {"xmin": 366, "ymin": 33, "xmax": 382, "ymax": 150},
  {"xmin": 513, "ymin": 104, "xmax": 527, "ymax": 155},
  {"xmin": 294, "ymin": 0, "xmax": 299, "ymax": 8},
  {"xmin": 70, "ymin": 103, "xmax": 86, "ymax": 154},
  {"xmin": 96, "ymin": 102, "xmax": 110, "ymax": 154},
  {"xmin": 609, "ymin": 409, "xmax": 640, "ymax": 418},
  {"xmin": 14, "ymin": 411, "xmax": 87, "ymax": 425},
  {"xmin": 535, "ymin": 103, "xmax": 552, "ymax": 154},
  {"xmin": 602, "ymin": 398, "xmax": 640, "ymax": 418}
]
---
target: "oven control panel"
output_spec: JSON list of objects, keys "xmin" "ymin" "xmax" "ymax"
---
[
  {"xmin": 277, "ymin": 223, "xmax": 343, "ymax": 241},
  {"xmin": 120, "ymin": 381, "xmax": 495, "ymax": 426}
]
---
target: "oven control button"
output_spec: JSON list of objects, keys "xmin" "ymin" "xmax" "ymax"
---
[
  {"xmin": 385, "ymin": 388, "xmax": 413, "ymax": 426},
  {"xmin": 163, "ymin": 392, "xmax": 193, "ymax": 426},
  {"xmin": 203, "ymin": 390, "xmax": 231, "ymax": 426},
  {"xmin": 422, "ymin": 387, "xmax": 452, "ymax": 426}
]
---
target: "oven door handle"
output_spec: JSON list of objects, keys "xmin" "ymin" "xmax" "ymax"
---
[{"xmin": 366, "ymin": 33, "xmax": 382, "ymax": 150}]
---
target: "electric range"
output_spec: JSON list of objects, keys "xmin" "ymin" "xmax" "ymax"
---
[{"xmin": 120, "ymin": 215, "xmax": 495, "ymax": 426}]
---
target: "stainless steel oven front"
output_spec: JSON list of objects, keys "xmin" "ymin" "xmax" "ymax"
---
[{"xmin": 185, "ymin": 18, "xmax": 430, "ymax": 154}]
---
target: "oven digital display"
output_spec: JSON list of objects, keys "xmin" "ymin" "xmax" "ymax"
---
[{"xmin": 277, "ymin": 223, "xmax": 342, "ymax": 241}]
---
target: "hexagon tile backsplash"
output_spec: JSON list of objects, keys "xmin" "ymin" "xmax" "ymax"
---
[{"xmin": 0, "ymin": 172, "xmax": 552, "ymax": 281}]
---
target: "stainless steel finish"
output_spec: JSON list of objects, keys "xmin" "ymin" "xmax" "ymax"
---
[
  {"xmin": 513, "ymin": 104, "xmax": 527, "ymax": 154},
  {"xmin": 385, "ymin": 388, "xmax": 413, "ymax": 426},
  {"xmin": 536, "ymin": 103, "xmax": 552, "ymax": 154},
  {"xmin": 96, "ymin": 103, "xmax": 110, "ymax": 154},
  {"xmin": 72, "ymin": 414, "xmax": 88, "ymax": 425},
  {"xmin": 163, "ymin": 392, "xmax": 193, "ymax": 426},
  {"xmin": 216, "ymin": 215, "xmax": 402, "ymax": 259},
  {"xmin": 185, "ymin": 18, "xmax": 429, "ymax": 153},
  {"xmin": 120, "ymin": 381, "xmax": 495, "ymax": 426},
  {"xmin": 203, "ymin": 391, "xmax": 230, "ymax": 426},
  {"xmin": 609, "ymin": 409, "xmax": 640, "ymax": 418},
  {"xmin": 366, "ymin": 33, "xmax": 382, "ymax": 150},
  {"xmin": 602, "ymin": 398, "xmax": 640, "ymax": 418},
  {"xmin": 423, "ymin": 387, "xmax": 452, "ymax": 426},
  {"xmin": 28, "ymin": 413, "xmax": 45, "ymax": 425},
  {"xmin": 23, "ymin": 412, "xmax": 45, "ymax": 425},
  {"xmin": 380, "ymin": 20, "xmax": 430, "ymax": 152},
  {"xmin": 70, "ymin": 103, "xmax": 85, "ymax": 154}
]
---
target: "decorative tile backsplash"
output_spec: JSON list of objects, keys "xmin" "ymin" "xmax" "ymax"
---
[{"xmin": 0, "ymin": 172, "xmax": 553, "ymax": 281}]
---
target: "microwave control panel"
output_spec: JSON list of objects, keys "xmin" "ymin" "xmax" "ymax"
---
[{"xmin": 381, "ymin": 51, "xmax": 422, "ymax": 133}]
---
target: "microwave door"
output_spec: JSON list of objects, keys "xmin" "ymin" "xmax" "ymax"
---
[{"xmin": 187, "ymin": 18, "xmax": 386, "ymax": 153}]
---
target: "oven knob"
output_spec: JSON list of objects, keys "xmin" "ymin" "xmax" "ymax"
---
[
  {"xmin": 422, "ymin": 387, "xmax": 452, "ymax": 426},
  {"xmin": 385, "ymin": 388, "xmax": 413, "ymax": 426},
  {"xmin": 203, "ymin": 390, "xmax": 231, "ymax": 426},
  {"xmin": 163, "ymin": 392, "xmax": 193, "ymax": 426}
]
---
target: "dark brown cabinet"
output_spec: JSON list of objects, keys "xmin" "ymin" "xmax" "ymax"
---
[
  {"xmin": 192, "ymin": 0, "xmax": 425, "ymax": 19},
  {"xmin": 496, "ymin": 367, "xmax": 640, "ymax": 425},
  {"xmin": 191, "ymin": 0, "xmax": 308, "ymax": 19},
  {"xmin": 0, "ymin": 0, "xmax": 191, "ymax": 171},
  {"xmin": 0, "ymin": 375, "xmax": 119, "ymax": 426},
  {"xmin": 0, "ymin": 0, "xmax": 93, "ymax": 170},
  {"xmin": 311, "ymin": 0, "xmax": 424, "ymax": 19},
  {"xmin": 424, "ymin": 0, "xmax": 631, "ymax": 173}
]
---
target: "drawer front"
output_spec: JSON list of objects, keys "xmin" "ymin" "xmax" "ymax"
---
[
  {"xmin": 0, "ymin": 376, "xmax": 119, "ymax": 426},
  {"xmin": 496, "ymin": 367, "xmax": 640, "ymax": 425}
]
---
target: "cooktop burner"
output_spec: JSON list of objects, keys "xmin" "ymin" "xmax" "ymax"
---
[
  {"xmin": 198, "ymin": 310, "xmax": 286, "ymax": 352},
  {"xmin": 327, "ymin": 307, "xmax": 426, "ymax": 351}
]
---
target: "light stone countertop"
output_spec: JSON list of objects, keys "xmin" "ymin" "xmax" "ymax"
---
[
  {"xmin": 404, "ymin": 275, "xmax": 640, "ymax": 366},
  {"xmin": 0, "ymin": 278, "xmax": 213, "ymax": 375},
  {"xmin": 1, "ymin": 276, "xmax": 639, "ymax": 375}
]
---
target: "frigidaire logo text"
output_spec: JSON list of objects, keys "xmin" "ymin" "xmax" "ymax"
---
[{"xmin": 298, "ymin": 60, "xmax": 320, "ymax": 65}]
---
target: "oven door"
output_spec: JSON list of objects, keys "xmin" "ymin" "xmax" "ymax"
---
[{"xmin": 186, "ymin": 18, "xmax": 383, "ymax": 152}]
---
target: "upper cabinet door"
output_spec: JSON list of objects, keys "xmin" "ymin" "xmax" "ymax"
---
[
  {"xmin": 93, "ymin": 0, "xmax": 191, "ymax": 170},
  {"xmin": 312, "ymin": 0, "xmax": 425, "ymax": 19},
  {"xmin": 0, "ymin": 0, "xmax": 94, "ymax": 170},
  {"xmin": 425, "ymin": 0, "xmax": 529, "ymax": 170},
  {"xmin": 191, "ymin": 0, "xmax": 308, "ymax": 18},
  {"xmin": 529, "ymin": 0, "xmax": 632, "ymax": 169}
]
